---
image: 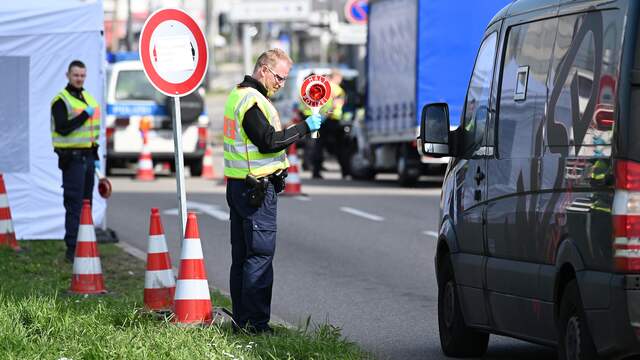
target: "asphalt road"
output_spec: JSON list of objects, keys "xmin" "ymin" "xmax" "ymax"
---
[{"xmin": 106, "ymin": 162, "xmax": 556, "ymax": 360}]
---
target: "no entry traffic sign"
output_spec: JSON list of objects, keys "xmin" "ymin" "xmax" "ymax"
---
[
  {"xmin": 139, "ymin": 8, "xmax": 208, "ymax": 97},
  {"xmin": 344, "ymin": 0, "xmax": 368, "ymax": 25},
  {"xmin": 300, "ymin": 74, "xmax": 331, "ymax": 138}
]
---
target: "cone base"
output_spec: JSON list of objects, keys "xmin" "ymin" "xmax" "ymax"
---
[
  {"xmin": 69, "ymin": 274, "xmax": 107, "ymax": 294},
  {"xmin": 173, "ymin": 299, "xmax": 213, "ymax": 324},
  {"xmin": 136, "ymin": 174, "xmax": 155, "ymax": 181},
  {"xmin": 144, "ymin": 287, "xmax": 175, "ymax": 311},
  {"xmin": 0, "ymin": 232, "xmax": 21, "ymax": 251}
]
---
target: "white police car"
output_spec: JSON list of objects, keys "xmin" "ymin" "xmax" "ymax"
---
[{"xmin": 105, "ymin": 60, "xmax": 209, "ymax": 176}]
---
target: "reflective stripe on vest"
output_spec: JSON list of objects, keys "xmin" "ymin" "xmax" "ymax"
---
[
  {"xmin": 51, "ymin": 89, "xmax": 100, "ymax": 149},
  {"xmin": 223, "ymin": 87, "xmax": 289, "ymax": 179}
]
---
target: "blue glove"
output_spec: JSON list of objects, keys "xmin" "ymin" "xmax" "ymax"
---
[
  {"xmin": 305, "ymin": 114, "xmax": 324, "ymax": 132},
  {"xmin": 94, "ymin": 160, "xmax": 101, "ymax": 171},
  {"xmin": 84, "ymin": 106, "xmax": 95, "ymax": 117}
]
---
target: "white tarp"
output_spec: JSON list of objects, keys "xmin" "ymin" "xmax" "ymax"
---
[{"xmin": 0, "ymin": 0, "xmax": 106, "ymax": 239}]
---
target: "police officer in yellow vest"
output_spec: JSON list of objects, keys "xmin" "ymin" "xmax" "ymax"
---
[
  {"xmin": 51, "ymin": 60, "xmax": 101, "ymax": 262},
  {"xmin": 309, "ymin": 70, "xmax": 348, "ymax": 179},
  {"xmin": 224, "ymin": 49, "xmax": 324, "ymax": 333}
]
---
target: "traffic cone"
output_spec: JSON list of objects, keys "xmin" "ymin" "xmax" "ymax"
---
[
  {"xmin": 201, "ymin": 145, "xmax": 216, "ymax": 180},
  {"xmin": 144, "ymin": 208, "xmax": 176, "ymax": 312},
  {"xmin": 173, "ymin": 212, "xmax": 213, "ymax": 324},
  {"xmin": 0, "ymin": 174, "xmax": 20, "ymax": 251},
  {"xmin": 69, "ymin": 199, "xmax": 107, "ymax": 294},
  {"xmin": 282, "ymin": 143, "xmax": 304, "ymax": 196},
  {"xmin": 136, "ymin": 130, "xmax": 155, "ymax": 181}
]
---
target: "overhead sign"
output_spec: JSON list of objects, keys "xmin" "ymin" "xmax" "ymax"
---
[
  {"xmin": 344, "ymin": 0, "xmax": 368, "ymax": 25},
  {"xmin": 139, "ymin": 8, "xmax": 208, "ymax": 97},
  {"xmin": 229, "ymin": 0, "xmax": 311, "ymax": 22},
  {"xmin": 300, "ymin": 74, "xmax": 331, "ymax": 109}
]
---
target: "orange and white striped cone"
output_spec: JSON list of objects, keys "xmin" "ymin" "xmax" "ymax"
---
[
  {"xmin": 201, "ymin": 145, "xmax": 216, "ymax": 180},
  {"xmin": 282, "ymin": 143, "xmax": 305, "ymax": 196},
  {"xmin": 136, "ymin": 130, "xmax": 155, "ymax": 181},
  {"xmin": 144, "ymin": 208, "xmax": 176, "ymax": 312},
  {"xmin": 173, "ymin": 212, "xmax": 213, "ymax": 324},
  {"xmin": 0, "ymin": 174, "xmax": 20, "ymax": 251},
  {"xmin": 69, "ymin": 200, "xmax": 107, "ymax": 294}
]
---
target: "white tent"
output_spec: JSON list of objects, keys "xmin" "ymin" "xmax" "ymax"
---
[{"xmin": 0, "ymin": 0, "xmax": 107, "ymax": 239}]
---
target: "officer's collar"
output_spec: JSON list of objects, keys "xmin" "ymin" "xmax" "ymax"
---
[
  {"xmin": 65, "ymin": 83, "xmax": 84, "ymax": 94},
  {"xmin": 238, "ymin": 76, "xmax": 268, "ymax": 98}
]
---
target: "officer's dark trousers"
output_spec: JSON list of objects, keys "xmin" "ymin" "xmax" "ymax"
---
[
  {"xmin": 59, "ymin": 150, "xmax": 95, "ymax": 256},
  {"xmin": 226, "ymin": 179, "xmax": 277, "ymax": 330}
]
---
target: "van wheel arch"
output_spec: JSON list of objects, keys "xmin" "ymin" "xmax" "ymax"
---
[{"xmin": 554, "ymin": 264, "xmax": 577, "ymax": 321}]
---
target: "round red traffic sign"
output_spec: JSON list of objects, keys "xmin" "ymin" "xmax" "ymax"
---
[
  {"xmin": 344, "ymin": 0, "xmax": 368, "ymax": 25},
  {"xmin": 139, "ymin": 8, "xmax": 208, "ymax": 97},
  {"xmin": 300, "ymin": 75, "xmax": 331, "ymax": 108}
]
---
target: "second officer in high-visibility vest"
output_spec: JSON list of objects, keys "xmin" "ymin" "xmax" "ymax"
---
[
  {"xmin": 310, "ymin": 70, "xmax": 348, "ymax": 179},
  {"xmin": 51, "ymin": 60, "xmax": 101, "ymax": 262},
  {"xmin": 224, "ymin": 49, "xmax": 325, "ymax": 334}
]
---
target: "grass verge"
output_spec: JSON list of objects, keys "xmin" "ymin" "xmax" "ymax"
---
[{"xmin": 0, "ymin": 241, "xmax": 368, "ymax": 359}]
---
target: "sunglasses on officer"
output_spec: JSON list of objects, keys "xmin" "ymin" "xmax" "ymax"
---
[{"xmin": 264, "ymin": 65, "xmax": 287, "ymax": 83}]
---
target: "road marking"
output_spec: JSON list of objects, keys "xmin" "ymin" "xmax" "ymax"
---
[
  {"xmin": 294, "ymin": 196, "xmax": 311, "ymax": 201},
  {"xmin": 339, "ymin": 207, "xmax": 384, "ymax": 222},
  {"xmin": 423, "ymin": 231, "xmax": 439, "ymax": 238},
  {"xmin": 164, "ymin": 200, "xmax": 229, "ymax": 221}
]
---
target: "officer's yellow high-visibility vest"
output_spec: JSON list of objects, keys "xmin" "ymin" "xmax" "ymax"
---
[
  {"xmin": 50, "ymin": 89, "xmax": 101, "ymax": 149},
  {"xmin": 327, "ymin": 81, "xmax": 345, "ymax": 121},
  {"xmin": 223, "ymin": 87, "xmax": 289, "ymax": 179}
]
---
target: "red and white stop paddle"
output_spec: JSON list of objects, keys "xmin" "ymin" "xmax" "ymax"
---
[{"xmin": 300, "ymin": 74, "xmax": 332, "ymax": 138}]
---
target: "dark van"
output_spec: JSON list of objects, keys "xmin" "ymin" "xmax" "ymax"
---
[{"xmin": 418, "ymin": 0, "xmax": 640, "ymax": 359}]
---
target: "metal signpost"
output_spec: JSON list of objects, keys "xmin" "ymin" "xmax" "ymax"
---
[
  {"xmin": 300, "ymin": 74, "xmax": 332, "ymax": 138},
  {"xmin": 139, "ymin": 8, "xmax": 208, "ymax": 240}
]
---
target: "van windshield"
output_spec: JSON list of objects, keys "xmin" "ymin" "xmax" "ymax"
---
[{"xmin": 115, "ymin": 70, "xmax": 162, "ymax": 102}]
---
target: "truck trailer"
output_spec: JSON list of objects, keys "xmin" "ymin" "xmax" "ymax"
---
[{"xmin": 349, "ymin": 0, "xmax": 510, "ymax": 186}]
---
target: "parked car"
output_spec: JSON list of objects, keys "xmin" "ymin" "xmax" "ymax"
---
[
  {"xmin": 105, "ymin": 60, "xmax": 209, "ymax": 176},
  {"xmin": 418, "ymin": 0, "xmax": 640, "ymax": 359}
]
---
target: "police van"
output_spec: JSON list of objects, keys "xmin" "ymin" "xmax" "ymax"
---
[
  {"xmin": 105, "ymin": 60, "xmax": 209, "ymax": 176},
  {"xmin": 418, "ymin": 0, "xmax": 640, "ymax": 358}
]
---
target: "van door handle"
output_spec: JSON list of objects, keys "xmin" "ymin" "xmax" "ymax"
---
[{"xmin": 475, "ymin": 167, "xmax": 485, "ymax": 185}]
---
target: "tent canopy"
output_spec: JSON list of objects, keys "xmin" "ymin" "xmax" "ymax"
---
[{"xmin": 0, "ymin": 0, "xmax": 106, "ymax": 239}]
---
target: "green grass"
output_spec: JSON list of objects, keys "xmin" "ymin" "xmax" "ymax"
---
[{"xmin": 0, "ymin": 241, "xmax": 368, "ymax": 359}]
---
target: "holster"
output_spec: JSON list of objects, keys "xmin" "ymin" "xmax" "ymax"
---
[
  {"xmin": 245, "ymin": 174, "xmax": 268, "ymax": 208},
  {"xmin": 55, "ymin": 149, "xmax": 72, "ymax": 170}
]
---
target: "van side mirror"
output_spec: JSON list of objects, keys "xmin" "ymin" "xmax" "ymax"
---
[{"xmin": 418, "ymin": 103, "xmax": 451, "ymax": 157}]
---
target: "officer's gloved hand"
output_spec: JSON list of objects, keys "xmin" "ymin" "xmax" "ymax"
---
[
  {"xmin": 305, "ymin": 114, "xmax": 324, "ymax": 132},
  {"xmin": 94, "ymin": 160, "xmax": 100, "ymax": 172},
  {"xmin": 84, "ymin": 106, "xmax": 95, "ymax": 117}
]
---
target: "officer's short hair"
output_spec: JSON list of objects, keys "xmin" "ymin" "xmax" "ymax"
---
[
  {"xmin": 253, "ymin": 49, "xmax": 292, "ymax": 73},
  {"xmin": 68, "ymin": 60, "xmax": 86, "ymax": 72}
]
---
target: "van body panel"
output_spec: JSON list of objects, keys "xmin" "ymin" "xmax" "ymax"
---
[
  {"xmin": 433, "ymin": 0, "xmax": 640, "ymax": 356},
  {"xmin": 489, "ymin": 292, "xmax": 557, "ymax": 344}
]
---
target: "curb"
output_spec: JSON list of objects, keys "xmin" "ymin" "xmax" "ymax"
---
[{"xmin": 115, "ymin": 240, "xmax": 292, "ymax": 329}]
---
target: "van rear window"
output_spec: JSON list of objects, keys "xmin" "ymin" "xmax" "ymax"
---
[{"xmin": 115, "ymin": 70, "xmax": 162, "ymax": 102}]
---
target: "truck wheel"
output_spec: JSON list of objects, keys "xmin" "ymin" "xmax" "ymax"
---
[
  {"xmin": 397, "ymin": 145, "xmax": 420, "ymax": 187},
  {"xmin": 349, "ymin": 152, "xmax": 375, "ymax": 180},
  {"xmin": 558, "ymin": 280, "xmax": 597, "ymax": 360},
  {"xmin": 438, "ymin": 256, "xmax": 489, "ymax": 357},
  {"xmin": 190, "ymin": 159, "xmax": 203, "ymax": 177}
]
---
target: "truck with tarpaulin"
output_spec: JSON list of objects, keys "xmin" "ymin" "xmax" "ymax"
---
[{"xmin": 348, "ymin": 0, "xmax": 511, "ymax": 185}]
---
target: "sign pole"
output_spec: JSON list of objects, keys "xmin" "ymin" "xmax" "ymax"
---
[{"xmin": 172, "ymin": 96, "xmax": 187, "ymax": 238}]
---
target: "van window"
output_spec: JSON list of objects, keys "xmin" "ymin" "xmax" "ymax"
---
[
  {"xmin": 497, "ymin": 18, "xmax": 557, "ymax": 159},
  {"xmin": 115, "ymin": 70, "xmax": 163, "ymax": 102},
  {"xmin": 461, "ymin": 32, "xmax": 497, "ymax": 156},
  {"xmin": 546, "ymin": 11, "xmax": 621, "ymax": 157}
]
